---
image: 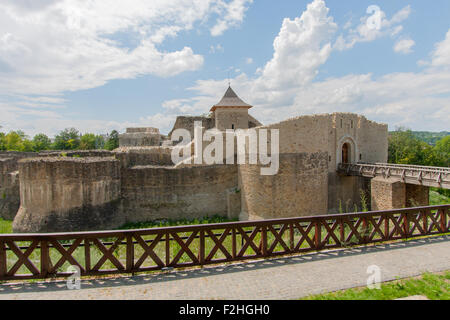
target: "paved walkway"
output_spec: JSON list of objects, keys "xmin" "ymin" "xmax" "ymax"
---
[{"xmin": 0, "ymin": 236, "xmax": 449, "ymax": 300}]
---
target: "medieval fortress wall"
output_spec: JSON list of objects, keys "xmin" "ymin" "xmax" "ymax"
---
[{"xmin": 0, "ymin": 87, "xmax": 392, "ymax": 233}]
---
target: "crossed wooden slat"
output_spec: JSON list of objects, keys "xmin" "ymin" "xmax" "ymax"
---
[
  {"xmin": 320, "ymin": 220, "xmax": 341, "ymax": 246},
  {"xmin": 134, "ymin": 234, "xmax": 165, "ymax": 269},
  {"xmin": 49, "ymin": 238, "xmax": 85, "ymax": 274},
  {"xmin": 236, "ymin": 227, "xmax": 261, "ymax": 257},
  {"xmin": 293, "ymin": 222, "xmax": 315, "ymax": 250},
  {"xmin": 426, "ymin": 211, "xmax": 442, "ymax": 233},
  {"xmin": 343, "ymin": 217, "xmax": 364, "ymax": 244},
  {"xmin": 91, "ymin": 237, "xmax": 125, "ymax": 271},
  {"xmin": 205, "ymin": 229, "xmax": 232, "ymax": 261},
  {"xmin": 169, "ymin": 231, "xmax": 199, "ymax": 266},
  {"xmin": 387, "ymin": 214, "xmax": 405, "ymax": 238},
  {"xmin": 365, "ymin": 216, "xmax": 386, "ymax": 241},
  {"xmin": 407, "ymin": 212, "xmax": 426, "ymax": 235},
  {"xmin": 267, "ymin": 224, "xmax": 290, "ymax": 253},
  {"xmin": 5, "ymin": 240, "xmax": 40, "ymax": 276}
]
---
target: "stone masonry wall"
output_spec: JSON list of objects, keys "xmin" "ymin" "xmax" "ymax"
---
[
  {"xmin": 120, "ymin": 164, "xmax": 238, "ymax": 223},
  {"xmin": 215, "ymin": 108, "xmax": 249, "ymax": 131},
  {"xmin": 406, "ymin": 184, "xmax": 429, "ymax": 207},
  {"xmin": 0, "ymin": 158, "xmax": 20, "ymax": 220},
  {"xmin": 13, "ymin": 157, "xmax": 122, "ymax": 233},
  {"xmin": 371, "ymin": 177, "xmax": 406, "ymax": 211},
  {"xmin": 239, "ymin": 153, "xmax": 328, "ymax": 220}
]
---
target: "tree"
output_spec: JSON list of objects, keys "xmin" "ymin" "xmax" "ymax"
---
[
  {"xmin": 104, "ymin": 130, "xmax": 119, "ymax": 150},
  {"xmin": 80, "ymin": 133, "xmax": 97, "ymax": 150},
  {"xmin": 32, "ymin": 134, "xmax": 52, "ymax": 152},
  {"xmin": 0, "ymin": 132, "xmax": 6, "ymax": 151},
  {"xmin": 5, "ymin": 131, "xmax": 24, "ymax": 151},
  {"xmin": 52, "ymin": 128, "xmax": 80, "ymax": 150},
  {"xmin": 388, "ymin": 129, "xmax": 425, "ymax": 165},
  {"xmin": 435, "ymin": 136, "xmax": 450, "ymax": 167}
]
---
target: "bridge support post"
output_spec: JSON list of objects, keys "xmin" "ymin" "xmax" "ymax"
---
[
  {"xmin": 371, "ymin": 177, "xmax": 430, "ymax": 211},
  {"xmin": 371, "ymin": 177, "xmax": 406, "ymax": 211}
]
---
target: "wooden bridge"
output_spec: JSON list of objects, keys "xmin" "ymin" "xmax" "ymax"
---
[{"xmin": 338, "ymin": 163, "xmax": 450, "ymax": 189}]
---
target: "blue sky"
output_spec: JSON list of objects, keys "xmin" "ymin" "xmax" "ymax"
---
[{"xmin": 0, "ymin": 0, "xmax": 449, "ymax": 136}]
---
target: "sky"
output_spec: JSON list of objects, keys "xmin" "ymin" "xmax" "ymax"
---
[{"xmin": 0, "ymin": 0, "xmax": 449, "ymax": 137}]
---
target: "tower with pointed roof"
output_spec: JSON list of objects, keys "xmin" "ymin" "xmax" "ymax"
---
[{"xmin": 211, "ymin": 86, "xmax": 253, "ymax": 131}]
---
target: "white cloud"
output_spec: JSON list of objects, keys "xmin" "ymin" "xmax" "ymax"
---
[
  {"xmin": 158, "ymin": 1, "xmax": 450, "ymax": 132},
  {"xmin": 394, "ymin": 38, "xmax": 415, "ymax": 54},
  {"xmin": 0, "ymin": 0, "xmax": 253, "ymax": 97},
  {"xmin": 0, "ymin": 0, "xmax": 254, "ymax": 136},
  {"xmin": 334, "ymin": 5, "xmax": 411, "ymax": 51},
  {"xmin": 245, "ymin": 57, "xmax": 253, "ymax": 64},
  {"xmin": 431, "ymin": 30, "xmax": 450, "ymax": 67},
  {"xmin": 210, "ymin": 0, "xmax": 253, "ymax": 36}
]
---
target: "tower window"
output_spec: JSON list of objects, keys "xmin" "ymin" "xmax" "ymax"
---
[
  {"xmin": 232, "ymin": 124, "xmax": 235, "ymax": 129},
  {"xmin": 340, "ymin": 119, "xmax": 343, "ymax": 128}
]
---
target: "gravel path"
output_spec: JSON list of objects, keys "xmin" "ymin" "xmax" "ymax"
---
[{"xmin": 0, "ymin": 236, "xmax": 448, "ymax": 300}]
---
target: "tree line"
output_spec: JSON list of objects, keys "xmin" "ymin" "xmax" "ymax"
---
[
  {"xmin": 388, "ymin": 128, "xmax": 449, "ymax": 168},
  {"xmin": 0, "ymin": 127, "xmax": 119, "ymax": 152}
]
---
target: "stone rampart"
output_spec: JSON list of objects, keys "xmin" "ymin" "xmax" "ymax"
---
[{"xmin": 13, "ymin": 157, "xmax": 122, "ymax": 232}]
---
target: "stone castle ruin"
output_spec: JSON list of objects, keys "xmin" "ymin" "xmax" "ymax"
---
[{"xmin": 0, "ymin": 87, "xmax": 430, "ymax": 233}]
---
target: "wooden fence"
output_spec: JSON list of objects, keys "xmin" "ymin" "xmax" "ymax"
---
[{"xmin": 0, "ymin": 205, "xmax": 448, "ymax": 281}]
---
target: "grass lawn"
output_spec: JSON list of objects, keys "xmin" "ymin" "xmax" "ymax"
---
[
  {"xmin": 0, "ymin": 218, "xmax": 12, "ymax": 234},
  {"xmin": 118, "ymin": 215, "xmax": 236, "ymax": 229},
  {"xmin": 303, "ymin": 271, "xmax": 450, "ymax": 300}
]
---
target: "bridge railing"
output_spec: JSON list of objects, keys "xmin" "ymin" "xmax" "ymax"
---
[
  {"xmin": 0, "ymin": 205, "xmax": 448, "ymax": 281},
  {"xmin": 357, "ymin": 162, "xmax": 450, "ymax": 173}
]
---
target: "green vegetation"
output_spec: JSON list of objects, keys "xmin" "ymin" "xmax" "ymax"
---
[
  {"xmin": 389, "ymin": 129, "xmax": 450, "ymax": 201},
  {"xmin": 411, "ymin": 131, "xmax": 450, "ymax": 146},
  {"xmin": 119, "ymin": 215, "xmax": 236, "ymax": 229},
  {"xmin": 430, "ymin": 190, "xmax": 450, "ymax": 205},
  {"xmin": 388, "ymin": 129, "xmax": 449, "ymax": 167},
  {"xmin": 0, "ymin": 218, "xmax": 12, "ymax": 234},
  {"xmin": 304, "ymin": 271, "xmax": 450, "ymax": 300},
  {"xmin": 0, "ymin": 127, "xmax": 119, "ymax": 152}
]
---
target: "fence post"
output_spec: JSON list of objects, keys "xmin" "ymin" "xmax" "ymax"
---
[
  {"xmin": 315, "ymin": 221, "xmax": 321, "ymax": 250},
  {"xmin": 232, "ymin": 228, "xmax": 236, "ymax": 259},
  {"xmin": 440, "ymin": 208, "xmax": 447, "ymax": 233},
  {"xmin": 384, "ymin": 215, "xmax": 389, "ymax": 240},
  {"xmin": 422, "ymin": 209, "xmax": 429, "ymax": 235},
  {"xmin": 126, "ymin": 234, "xmax": 134, "ymax": 273},
  {"xmin": 40, "ymin": 239, "xmax": 49, "ymax": 278},
  {"xmin": 261, "ymin": 226, "xmax": 267, "ymax": 256},
  {"xmin": 290, "ymin": 223, "xmax": 294, "ymax": 252},
  {"xmin": 403, "ymin": 212, "xmax": 409, "ymax": 239},
  {"xmin": 165, "ymin": 232, "xmax": 170, "ymax": 267},
  {"xmin": 84, "ymin": 238, "xmax": 91, "ymax": 274},
  {"xmin": 0, "ymin": 240, "xmax": 6, "ymax": 279},
  {"xmin": 198, "ymin": 230, "xmax": 205, "ymax": 264}
]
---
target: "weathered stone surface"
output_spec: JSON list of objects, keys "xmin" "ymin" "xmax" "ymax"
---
[
  {"xmin": 239, "ymin": 152, "xmax": 329, "ymax": 220},
  {"xmin": 120, "ymin": 164, "xmax": 238, "ymax": 223},
  {"xmin": 13, "ymin": 157, "xmax": 122, "ymax": 232},
  {"xmin": 119, "ymin": 127, "xmax": 163, "ymax": 147},
  {"xmin": 406, "ymin": 184, "xmax": 430, "ymax": 207},
  {"xmin": 371, "ymin": 177, "xmax": 406, "ymax": 211},
  {"xmin": 371, "ymin": 177, "xmax": 431, "ymax": 211},
  {"xmin": 0, "ymin": 158, "xmax": 20, "ymax": 220}
]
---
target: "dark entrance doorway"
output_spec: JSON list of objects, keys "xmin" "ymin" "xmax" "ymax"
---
[{"xmin": 342, "ymin": 143, "xmax": 350, "ymax": 164}]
